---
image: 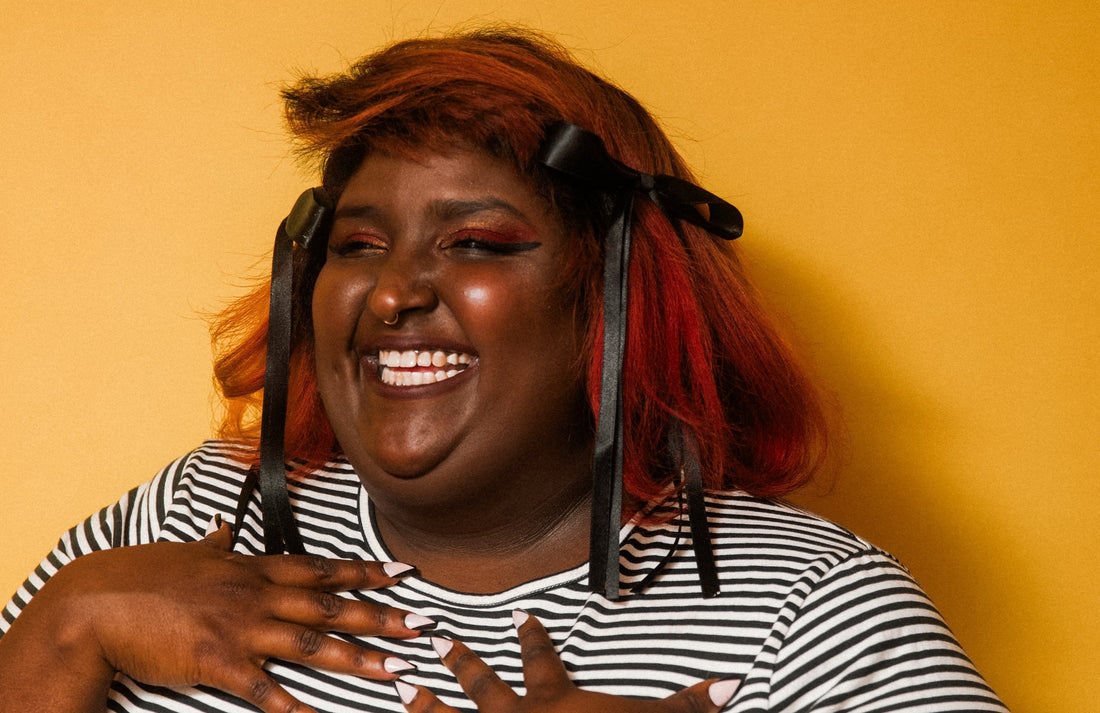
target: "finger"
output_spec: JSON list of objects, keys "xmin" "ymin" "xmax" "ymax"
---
[
  {"xmin": 433, "ymin": 636, "xmax": 520, "ymax": 711},
  {"xmin": 217, "ymin": 664, "xmax": 320, "ymax": 713},
  {"xmin": 253, "ymin": 621, "xmax": 417, "ymax": 680},
  {"xmin": 200, "ymin": 515, "xmax": 234, "ymax": 550},
  {"xmin": 269, "ymin": 587, "xmax": 435, "ymax": 638},
  {"xmin": 662, "ymin": 678, "xmax": 741, "ymax": 712},
  {"xmin": 394, "ymin": 680, "xmax": 463, "ymax": 713},
  {"xmin": 513, "ymin": 610, "xmax": 570, "ymax": 694},
  {"xmin": 259, "ymin": 555, "xmax": 417, "ymax": 591}
]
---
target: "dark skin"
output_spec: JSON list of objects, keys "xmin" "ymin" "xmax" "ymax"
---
[
  {"xmin": 0, "ymin": 523, "xmax": 429, "ymax": 713},
  {"xmin": 0, "ymin": 148, "xmax": 739, "ymax": 711},
  {"xmin": 310, "ymin": 149, "xmax": 597, "ymax": 594}
]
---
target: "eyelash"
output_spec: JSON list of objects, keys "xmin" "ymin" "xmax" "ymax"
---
[
  {"xmin": 329, "ymin": 231, "xmax": 538, "ymax": 256},
  {"xmin": 329, "ymin": 234, "xmax": 385, "ymax": 256},
  {"xmin": 445, "ymin": 233, "xmax": 539, "ymax": 254}
]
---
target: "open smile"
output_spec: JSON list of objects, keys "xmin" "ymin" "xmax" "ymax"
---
[{"xmin": 378, "ymin": 349, "xmax": 474, "ymax": 387}]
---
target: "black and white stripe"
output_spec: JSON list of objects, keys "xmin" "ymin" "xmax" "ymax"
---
[{"xmin": 1, "ymin": 441, "xmax": 1007, "ymax": 712}]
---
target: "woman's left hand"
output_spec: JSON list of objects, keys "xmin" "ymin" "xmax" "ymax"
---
[{"xmin": 394, "ymin": 611, "xmax": 739, "ymax": 713}]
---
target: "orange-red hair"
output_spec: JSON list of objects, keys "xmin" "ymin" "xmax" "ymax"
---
[{"xmin": 212, "ymin": 28, "xmax": 830, "ymax": 503}]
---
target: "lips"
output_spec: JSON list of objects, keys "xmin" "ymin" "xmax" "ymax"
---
[{"xmin": 378, "ymin": 349, "xmax": 473, "ymax": 387}]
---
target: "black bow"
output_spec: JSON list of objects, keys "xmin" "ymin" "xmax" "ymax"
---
[{"xmin": 538, "ymin": 122, "xmax": 741, "ymax": 599}]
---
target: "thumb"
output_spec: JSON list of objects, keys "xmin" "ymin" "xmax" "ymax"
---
[
  {"xmin": 200, "ymin": 514, "xmax": 234, "ymax": 550},
  {"xmin": 664, "ymin": 678, "xmax": 740, "ymax": 712}
]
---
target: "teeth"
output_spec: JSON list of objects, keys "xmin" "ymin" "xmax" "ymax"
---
[
  {"xmin": 380, "ymin": 367, "xmax": 463, "ymax": 386},
  {"xmin": 377, "ymin": 349, "xmax": 473, "ymax": 387}
]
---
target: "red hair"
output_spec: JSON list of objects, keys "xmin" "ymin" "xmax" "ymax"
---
[{"xmin": 212, "ymin": 28, "xmax": 830, "ymax": 503}]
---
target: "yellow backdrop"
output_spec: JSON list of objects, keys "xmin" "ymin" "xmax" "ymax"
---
[{"xmin": 2, "ymin": 2, "xmax": 1096, "ymax": 711}]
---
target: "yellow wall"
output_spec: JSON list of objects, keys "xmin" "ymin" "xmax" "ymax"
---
[{"xmin": 2, "ymin": 2, "xmax": 1096, "ymax": 710}]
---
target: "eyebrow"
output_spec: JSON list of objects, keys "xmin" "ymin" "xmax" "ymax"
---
[
  {"xmin": 333, "ymin": 197, "xmax": 531, "ymax": 223},
  {"xmin": 430, "ymin": 198, "xmax": 529, "ymax": 222}
]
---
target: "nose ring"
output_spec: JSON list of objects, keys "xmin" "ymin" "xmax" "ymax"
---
[{"xmin": 382, "ymin": 313, "xmax": 400, "ymax": 326}]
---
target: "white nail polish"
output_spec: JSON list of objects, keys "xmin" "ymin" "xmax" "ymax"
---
[
  {"xmin": 512, "ymin": 609, "xmax": 529, "ymax": 628},
  {"xmin": 394, "ymin": 680, "xmax": 418, "ymax": 704},
  {"xmin": 708, "ymin": 679, "xmax": 740, "ymax": 707},
  {"xmin": 431, "ymin": 636, "xmax": 453, "ymax": 658},
  {"xmin": 384, "ymin": 657, "xmax": 416, "ymax": 674},
  {"xmin": 204, "ymin": 515, "xmax": 222, "ymax": 536},
  {"xmin": 383, "ymin": 562, "xmax": 416, "ymax": 578},
  {"xmin": 404, "ymin": 613, "xmax": 436, "ymax": 630}
]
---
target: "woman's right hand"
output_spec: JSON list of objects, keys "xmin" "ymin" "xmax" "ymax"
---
[{"xmin": 0, "ymin": 520, "xmax": 430, "ymax": 713}]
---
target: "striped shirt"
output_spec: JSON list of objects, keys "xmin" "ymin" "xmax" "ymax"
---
[{"xmin": 1, "ymin": 440, "xmax": 1007, "ymax": 712}]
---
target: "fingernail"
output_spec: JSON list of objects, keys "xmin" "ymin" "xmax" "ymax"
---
[
  {"xmin": 384, "ymin": 657, "xmax": 416, "ymax": 674},
  {"xmin": 383, "ymin": 562, "xmax": 418, "ymax": 578},
  {"xmin": 512, "ymin": 609, "xmax": 529, "ymax": 628},
  {"xmin": 431, "ymin": 636, "xmax": 453, "ymax": 658},
  {"xmin": 404, "ymin": 613, "xmax": 436, "ymax": 631},
  {"xmin": 394, "ymin": 680, "xmax": 418, "ymax": 704},
  {"xmin": 708, "ymin": 679, "xmax": 740, "ymax": 707},
  {"xmin": 204, "ymin": 514, "xmax": 223, "ymax": 536}
]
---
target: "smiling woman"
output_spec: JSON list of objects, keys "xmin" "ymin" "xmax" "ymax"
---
[
  {"xmin": 0, "ymin": 27, "xmax": 1007, "ymax": 713},
  {"xmin": 313, "ymin": 149, "xmax": 593, "ymax": 542}
]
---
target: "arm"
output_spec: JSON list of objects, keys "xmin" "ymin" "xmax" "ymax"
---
[
  {"xmin": 0, "ymin": 446, "xmax": 431, "ymax": 712},
  {"xmin": 762, "ymin": 549, "xmax": 1008, "ymax": 712},
  {"xmin": 0, "ymin": 521, "xmax": 427, "ymax": 713}
]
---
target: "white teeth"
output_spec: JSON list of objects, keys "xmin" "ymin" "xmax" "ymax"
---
[
  {"xmin": 377, "ymin": 349, "xmax": 472, "ymax": 387},
  {"xmin": 379, "ymin": 367, "xmax": 463, "ymax": 386}
]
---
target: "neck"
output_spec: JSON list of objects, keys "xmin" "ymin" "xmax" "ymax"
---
[{"xmin": 372, "ymin": 475, "xmax": 593, "ymax": 593}]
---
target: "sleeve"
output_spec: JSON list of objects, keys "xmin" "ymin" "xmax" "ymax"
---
[
  {"xmin": 749, "ymin": 549, "xmax": 1008, "ymax": 712},
  {"xmin": 0, "ymin": 450, "xmax": 197, "ymax": 637}
]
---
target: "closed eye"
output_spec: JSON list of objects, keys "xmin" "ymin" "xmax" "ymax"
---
[
  {"xmin": 329, "ymin": 233, "xmax": 387, "ymax": 256},
  {"xmin": 447, "ymin": 233, "xmax": 541, "ymax": 255}
]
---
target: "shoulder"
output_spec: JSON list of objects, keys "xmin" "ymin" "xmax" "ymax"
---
[
  {"xmin": 692, "ymin": 495, "xmax": 1005, "ymax": 710},
  {"xmin": 692, "ymin": 491, "xmax": 892, "ymax": 568},
  {"xmin": 156, "ymin": 440, "xmax": 358, "ymax": 546},
  {"xmin": 625, "ymin": 491, "xmax": 909, "ymax": 611},
  {"xmin": 705, "ymin": 492, "xmax": 917, "ymax": 604}
]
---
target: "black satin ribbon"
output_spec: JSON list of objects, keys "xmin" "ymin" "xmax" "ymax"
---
[
  {"xmin": 252, "ymin": 187, "xmax": 331, "ymax": 555},
  {"xmin": 538, "ymin": 122, "xmax": 741, "ymax": 599}
]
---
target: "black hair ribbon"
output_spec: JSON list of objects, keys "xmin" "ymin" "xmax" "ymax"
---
[
  {"xmin": 248, "ymin": 187, "xmax": 331, "ymax": 554},
  {"xmin": 538, "ymin": 122, "xmax": 742, "ymax": 599}
]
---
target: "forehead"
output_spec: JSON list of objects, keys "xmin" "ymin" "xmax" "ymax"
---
[{"xmin": 335, "ymin": 148, "xmax": 546, "ymax": 214}]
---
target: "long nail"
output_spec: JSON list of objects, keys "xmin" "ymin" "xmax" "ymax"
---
[
  {"xmin": 431, "ymin": 636, "xmax": 453, "ymax": 658},
  {"xmin": 384, "ymin": 657, "xmax": 416, "ymax": 674},
  {"xmin": 512, "ymin": 609, "xmax": 529, "ymax": 629},
  {"xmin": 708, "ymin": 679, "xmax": 740, "ymax": 706},
  {"xmin": 404, "ymin": 613, "xmax": 436, "ymax": 631},
  {"xmin": 383, "ymin": 562, "xmax": 418, "ymax": 578},
  {"xmin": 394, "ymin": 680, "xmax": 418, "ymax": 704},
  {"xmin": 204, "ymin": 514, "xmax": 223, "ymax": 536}
]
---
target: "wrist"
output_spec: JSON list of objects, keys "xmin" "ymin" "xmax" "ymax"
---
[{"xmin": 0, "ymin": 559, "xmax": 115, "ymax": 710}]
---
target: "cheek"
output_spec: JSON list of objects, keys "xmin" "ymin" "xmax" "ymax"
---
[
  {"xmin": 461, "ymin": 285, "xmax": 490, "ymax": 307},
  {"xmin": 312, "ymin": 266, "xmax": 370, "ymax": 352}
]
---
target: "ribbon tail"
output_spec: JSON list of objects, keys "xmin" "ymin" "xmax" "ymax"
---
[
  {"xmin": 681, "ymin": 428, "xmax": 719, "ymax": 597},
  {"xmin": 258, "ymin": 217, "xmax": 305, "ymax": 555},
  {"xmin": 590, "ymin": 194, "xmax": 633, "ymax": 600}
]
